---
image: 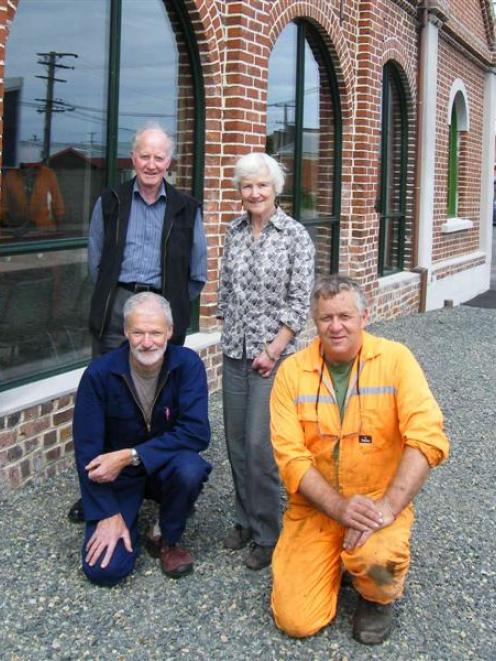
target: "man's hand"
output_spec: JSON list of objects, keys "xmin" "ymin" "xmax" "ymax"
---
[
  {"xmin": 342, "ymin": 496, "xmax": 396, "ymax": 551},
  {"xmin": 85, "ymin": 449, "xmax": 131, "ymax": 483},
  {"xmin": 85, "ymin": 513, "xmax": 132, "ymax": 568},
  {"xmin": 333, "ymin": 494, "xmax": 385, "ymax": 531}
]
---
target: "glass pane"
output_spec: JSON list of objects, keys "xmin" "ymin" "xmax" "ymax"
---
[
  {"xmin": 306, "ymin": 222, "xmax": 334, "ymax": 277},
  {"xmin": 385, "ymin": 78, "xmax": 403, "ymax": 216},
  {"xmin": 303, "ymin": 29, "xmax": 337, "ymax": 274},
  {"xmin": 304, "ymin": 31, "xmax": 336, "ymax": 226},
  {"xmin": 383, "ymin": 71, "xmax": 404, "ymax": 271},
  {"xmin": 266, "ymin": 23, "xmax": 297, "ymax": 212},
  {"xmin": 119, "ymin": 0, "xmax": 194, "ymax": 193},
  {"xmin": 1, "ymin": 0, "xmax": 109, "ymax": 244},
  {"xmin": 301, "ymin": 39, "xmax": 319, "ymax": 221},
  {"xmin": 0, "ymin": 249, "xmax": 91, "ymax": 385}
]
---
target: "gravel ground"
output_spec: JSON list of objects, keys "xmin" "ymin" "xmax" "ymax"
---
[{"xmin": 1, "ymin": 305, "xmax": 495, "ymax": 660}]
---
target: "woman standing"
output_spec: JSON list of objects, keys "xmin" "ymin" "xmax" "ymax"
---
[{"xmin": 218, "ymin": 152, "xmax": 315, "ymax": 570}]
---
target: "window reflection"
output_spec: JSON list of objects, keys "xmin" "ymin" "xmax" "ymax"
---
[
  {"xmin": 0, "ymin": 249, "xmax": 91, "ymax": 382},
  {"xmin": 119, "ymin": 0, "xmax": 195, "ymax": 193},
  {"xmin": 379, "ymin": 63, "xmax": 407, "ymax": 275},
  {"xmin": 0, "ymin": 0, "xmax": 199, "ymax": 389},
  {"xmin": 267, "ymin": 21, "xmax": 340, "ymax": 275},
  {"xmin": 1, "ymin": 0, "xmax": 108, "ymax": 243},
  {"xmin": 266, "ymin": 23, "xmax": 297, "ymax": 211}
]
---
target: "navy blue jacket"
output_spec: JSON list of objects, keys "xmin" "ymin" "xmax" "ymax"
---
[{"xmin": 73, "ymin": 343, "xmax": 211, "ymax": 522}]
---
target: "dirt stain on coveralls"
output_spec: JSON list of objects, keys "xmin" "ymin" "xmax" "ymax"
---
[{"xmin": 368, "ymin": 561, "xmax": 397, "ymax": 586}]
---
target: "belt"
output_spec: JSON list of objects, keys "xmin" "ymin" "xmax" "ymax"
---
[{"xmin": 118, "ymin": 282, "xmax": 161, "ymax": 295}]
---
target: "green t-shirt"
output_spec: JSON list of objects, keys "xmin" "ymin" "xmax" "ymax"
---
[{"xmin": 326, "ymin": 359, "xmax": 354, "ymax": 421}]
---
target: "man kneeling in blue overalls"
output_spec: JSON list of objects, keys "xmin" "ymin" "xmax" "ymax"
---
[{"xmin": 73, "ymin": 292, "xmax": 211, "ymax": 586}]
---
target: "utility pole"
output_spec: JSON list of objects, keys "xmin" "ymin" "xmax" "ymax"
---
[{"xmin": 35, "ymin": 51, "xmax": 78, "ymax": 162}]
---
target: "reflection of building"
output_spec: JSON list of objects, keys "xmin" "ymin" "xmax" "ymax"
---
[
  {"xmin": 3, "ymin": 77, "xmax": 23, "ymax": 167},
  {"xmin": 0, "ymin": 1, "xmax": 495, "ymax": 495}
]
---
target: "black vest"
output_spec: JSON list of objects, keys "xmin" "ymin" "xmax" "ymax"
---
[{"xmin": 88, "ymin": 178, "xmax": 200, "ymax": 338}]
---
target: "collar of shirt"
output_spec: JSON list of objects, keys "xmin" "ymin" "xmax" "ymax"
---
[
  {"xmin": 231, "ymin": 205, "xmax": 287, "ymax": 231},
  {"xmin": 132, "ymin": 178, "xmax": 167, "ymax": 204}
]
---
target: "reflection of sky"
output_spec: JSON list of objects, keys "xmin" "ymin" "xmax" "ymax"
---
[
  {"xmin": 267, "ymin": 23, "xmax": 320, "ymax": 135},
  {"xmin": 5, "ymin": 0, "xmax": 179, "ymax": 159}
]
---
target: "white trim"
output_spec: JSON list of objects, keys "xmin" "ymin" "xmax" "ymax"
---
[
  {"xmin": 427, "ymin": 256, "xmax": 489, "ymax": 309},
  {"xmin": 0, "ymin": 331, "xmax": 222, "ymax": 418},
  {"xmin": 447, "ymin": 79, "xmax": 470, "ymax": 130},
  {"xmin": 441, "ymin": 217, "xmax": 473, "ymax": 233},
  {"xmin": 432, "ymin": 250, "xmax": 485, "ymax": 271},
  {"xmin": 480, "ymin": 69, "xmax": 496, "ymax": 260},
  {"xmin": 184, "ymin": 330, "xmax": 221, "ymax": 352},
  {"xmin": 417, "ymin": 18, "xmax": 439, "ymax": 269},
  {"xmin": 0, "ymin": 368, "xmax": 85, "ymax": 418},
  {"xmin": 377, "ymin": 270, "xmax": 420, "ymax": 290}
]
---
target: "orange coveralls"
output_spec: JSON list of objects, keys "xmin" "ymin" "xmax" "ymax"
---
[
  {"xmin": 1, "ymin": 165, "xmax": 64, "ymax": 230},
  {"xmin": 270, "ymin": 332, "xmax": 449, "ymax": 637}
]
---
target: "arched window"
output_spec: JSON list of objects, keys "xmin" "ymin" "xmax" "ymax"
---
[
  {"xmin": 266, "ymin": 20, "xmax": 342, "ymax": 274},
  {"xmin": 0, "ymin": 0, "xmax": 203, "ymax": 390},
  {"xmin": 447, "ymin": 86, "xmax": 469, "ymax": 219},
  {"xmin": 378, "ymin": 61, "xmax": 408, "ymax": 276}
]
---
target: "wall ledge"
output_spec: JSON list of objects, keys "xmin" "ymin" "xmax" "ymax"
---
[
  {"xmin": 0, "ymin": 331, "xmax": 222, "ymax": 418},
  {"xmin": 441, "ymin": 217, "xmax": 474, "ymax": 233}
]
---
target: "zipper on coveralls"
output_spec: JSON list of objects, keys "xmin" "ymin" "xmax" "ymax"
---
[
  {"xmin": 336, "ymin": 357, "xmax": 365, "ymax": 491},
  {"xmin": 122, "ymin": 371, "xmax": 170, "ymax": 433}
]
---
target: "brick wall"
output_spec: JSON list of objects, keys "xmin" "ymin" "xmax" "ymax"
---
[
  {"xmin": 0, "ymin": 0, "xmax": 494, "ymax": 495},
  {"xmin": 433, "ymin": 37, "xmax": 485, "ymax": 262}
]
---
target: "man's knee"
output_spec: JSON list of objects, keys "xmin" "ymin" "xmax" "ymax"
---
[
  {"xmin": 161, "ymin": 453, "xmax": 212, "ymax": 493},
  {"xmin": 343, "ymin": 531, "xmax": 410, "ymax": 603},
  {"xmin": 271, "ymin": 591, "xmax": 334, "ymax": 638},
  {"xmin": 81, "ymin": 543, "xmax": 136, "ymax": 587}
]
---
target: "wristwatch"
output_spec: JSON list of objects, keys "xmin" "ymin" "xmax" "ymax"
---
[{"xmin": 130, "ymin": 448, "xmax": 141, "ymax": 466}]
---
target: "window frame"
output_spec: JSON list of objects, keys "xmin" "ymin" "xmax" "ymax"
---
[
  {"xmin": 377, "ymin": 61, "xmax": 408, "ymax": 277},
  {"xmin": 269, "ymin": 19, "xmax": 343, "ymax": 273},
  {"xmin": 447, "ymin": 104, "xmax": 459, "ymax": 218},
  {"xmin": 0, "ymin": 0, "xmax": 205, "ymax": 391}
]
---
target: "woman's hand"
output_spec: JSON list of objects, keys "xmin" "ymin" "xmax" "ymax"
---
[{"xmin": 252, "ymin": 349, "xmax": 276, "ymax": 378}]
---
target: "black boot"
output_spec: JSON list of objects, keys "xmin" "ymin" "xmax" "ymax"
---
[{"xmin": 67, "ymin": 498, "xmax": 85, "ymax": 523}]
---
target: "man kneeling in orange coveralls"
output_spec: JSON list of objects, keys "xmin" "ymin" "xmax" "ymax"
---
[{"xmin": 270, "ymin": 275, "xmax": 449, "ymax": 645}]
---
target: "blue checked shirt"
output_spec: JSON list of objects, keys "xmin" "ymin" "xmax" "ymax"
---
[{"xmin": 88, "ymin": 180, "xmax": 207, "ymax": 299}]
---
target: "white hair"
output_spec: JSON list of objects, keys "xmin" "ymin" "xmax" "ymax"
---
[
  {"xmin": 131, "ymin": 122, "xmax": 175, "ymax": 159},
  {"xmin": 232, "ymin": 152, "xmax": 285, "ymax": 195},
  {"xmin": 123, "ymin": 292, "xmax": 174, "ymax": 328}
]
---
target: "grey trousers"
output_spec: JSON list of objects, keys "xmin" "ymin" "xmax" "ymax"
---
[
  {"xmin": 92, "ymin": 286, "xmax": 131, "ymax": 356},
  {"xmin": 222, "ymin": 353, "xmax": 283, "ymax": 547}
]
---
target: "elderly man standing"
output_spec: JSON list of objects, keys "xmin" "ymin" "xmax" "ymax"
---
[
  {"xmin": 270, "ymin": 275, "xmax": 449, "ymax": 645},
  {"xmin": 73, "ymin": 292, "xmax": 211, "ymax": 585},
  {"xmin": 88, "ymin": 122, "xmax": 206, "ymax": 352},
  {"xmin": 69, "ymin": 122, "xmax": 207, "ymax": 523}
]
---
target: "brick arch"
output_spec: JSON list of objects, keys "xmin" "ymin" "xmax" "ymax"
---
[
  {"xmin": 267, "ymin": 0, "xmax": 354, "ymax": 119},
  {"xmin": 183, "ymin": 0, "xmax": 223, "ymax": 78},
  {"xmin": 381, "ymin": 40, "xmax": 416, "ymax": 107}
]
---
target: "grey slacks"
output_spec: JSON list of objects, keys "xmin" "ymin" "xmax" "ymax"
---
[{"xmin": 222, "ymin": 353, "xmax": 283, "ymax": 547}]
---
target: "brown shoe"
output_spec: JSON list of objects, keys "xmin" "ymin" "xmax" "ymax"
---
[
  {"xmin": 160, "ymin": 543, "xmax": 194, "ymax": 579},
  {"xmin": 223, "ymin": 525, "xmax": 252, "ymax": 550},
  {"xmin": 352, "ymin": 595, "xmax": 394, "ymax": 645},
  {"xmin": 244, "ymin": 542, "xmax": 274, "ymax": 570}
]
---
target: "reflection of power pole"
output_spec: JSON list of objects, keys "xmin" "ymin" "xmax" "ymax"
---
[{"xmin": 35, "ymin": 51, "xmax": 77, "ymax": 162}]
